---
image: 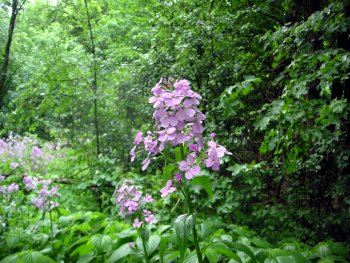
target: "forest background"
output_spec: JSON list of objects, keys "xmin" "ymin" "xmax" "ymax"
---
[{"xmin": 0, "ymin": 0, "xmax": 349, "ymax": 262}]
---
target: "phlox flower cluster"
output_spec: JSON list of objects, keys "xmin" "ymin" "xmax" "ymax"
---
[
  {"xmin": 23, "ymin": 176, "xmax": 60, "ymax": 210},
  {"xmin": 114, "ymin": 180, "xmax": 156, "ymax": 228},
  {"xmin": 0, "ymin": 134, "xmax": 65, "ymax": 174},
  {"xmin": 130, "ymin": 79, "xmax": 232, "ymax": 197},
  {"xmin": 0, "ymin": 175, "xmax": 19, "ymax": 197}
]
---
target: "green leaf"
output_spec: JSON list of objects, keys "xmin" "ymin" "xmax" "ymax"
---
[
  {"xmin": 222, "ymin": 241, "xmax": 256, "ymax": 263},
  {"xmin": 147, "ymin": 235, "xmax": 160, "ymax": 255},
  {"xmin": 101, "ymin": 235, "xmax": 112, "ymax": 252},
  {"xmin": 175, "ymin": 214, "xmax": 193, "ymax": 261},
  {"xmin": 251, "ymin": 237, "xmax": 273, "ymax": 248},
  {"xmin": 163, "ymin": 164, "xmax": 176, "ymax": 182},
  {"xmin": 183, "ymin": 252, "xmax": 199, "ymax": 263},
  {"xmin": 159, "ymin": 236, "xmax": 168, "ymax": 263},
  {"xmin": 91, "ymin": 235, "xmax": 102, "ymax": 251},
  {"xmin": 77, "ymin": 254, "xmax": 95, "ymax": 263},
  {"xmin": 107, "ymin": 243, "xmax": 132, "ymax": 263},
  {"xmin": 21, "ymin": 251, "xmax": 55, "ymax": 263},
  {"xmin": 313, "ymin": 243, "xmax": 332, "ymax": 258},
  {"xmin": 174, "ymin": 147, "xmax": 183, "ymax": 162},
  {"xmin": 6, "ymin": 234, "xmax": 20, "ymax": 249},
  {"xmin": 191, "ymin": 176, "xmax": 213, "ymax": 199},
  {"xmin": 204, "ymin": 248, "xmax": 220, "ymax": 263},
  {"xmin": 275, "ymin": 253, "xmax": 311, "ymax": 263},
  {"xmin": 0, "ymin": 254, "xmax": 20, "ymax": 263}
]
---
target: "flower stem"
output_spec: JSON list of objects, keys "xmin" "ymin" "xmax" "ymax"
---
[
  {"xmin": 48, "ymin": 197, "xmax": 55, "ymax": 253},
  {"xmin": 180, "ymin": 144, "xmax": 202, "ymax": 263},
  {"xmin": 141, "ymin": 233, "xmax": 150, "ymax": 263},
  {"xmin": 184, "ymin": 185, "xmax": 203, "ymax": 263}
]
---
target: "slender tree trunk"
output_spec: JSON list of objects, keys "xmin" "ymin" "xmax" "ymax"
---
[
  {"xmin": 84, "ymin": 0, "xmax": 100, "ymax": 157},
  {"xmin": 0, "ymin": 0, "xmax": 24, "ymax": 109}
]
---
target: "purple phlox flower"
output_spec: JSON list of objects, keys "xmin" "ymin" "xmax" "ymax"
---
[
  {"xmin": 174, "ymin": 132, "xmax": 189, "ymax": 144},
  {"xmin": 175, "ymin": 105, "xmax": 196, "ymax": 121},
  {"xmin": 130, "ymin": 146, "xmax": 136, "ymax": 162},
  {"xmin": 160, "ymin": 113, "xmax": 178, "ymax": 128},
  {"xmin": 183, "ymin": 98, "xmax": 200, "ymax": 107},
  {"xmin": 133, "ymin": 218, "xmax": 144, "ymax": 228},
  {"xmin": 163, "ymin": 91, "xmax": 183, "ymax": 107},
  {"xmin": 23, "ymin": 176, "xmax": 38, "ymax": 190},
  {"xmin": 143, "ymin": 210, "xmax": 157, "ymax": 224},
  {"xmin": 160, "ymin": 179, "xmax": 176, "ymax": 198},
  {"xmin": 32, "ymin": 197, "xmax": 46, "ymax": 209},
  {"xmin": 143, "ymin": 194, "xmax": 154, "ymax": 203},
  {"xmin": 189, "ymin": 144, "xmax": 199, "ymax": 152},
  {"xmin": 0, "ymin": 139, "xmax": 7, "ymax": 148},
  {"xmin": 149, "ymin": 85, "xmax": 164, "ymax": 108},
  {"xmin": 174, "ymin": 79, "xmax": 191, "ymax": 94},
  {"xmin": 125, "ymin": 200, "xmax": 138, "ymax": 212},
  {"xmin": 158, "ymin": 127, "xmax": 176, "ymax": 142},
  {"xmin": 210, "ymin": 133, "xmax": 216, "ymax": 139},
  {"xmin": 130, "ymin": 186, "xmax": 142, "ymax": 202},
  {"xmin": 144, "ymin": 133, "xmax": 159, "ymax": 154},
  {"xmin": 10, "ymin": 162, "xmax": 19, "ymax": 170},
  {"xmin": 142, "ymin": 155, "xmax": 151, "ymax": 171},
  {"xmin": 7, "ymin": 183, "xmax": 19, "ymax": 193},
  {"xmin": 191, "ymin": 121, "xmax": 205, "ymax": 135},
  {"xmin": 0, "ymin": 175, "xmax": 5, "ymax": 181},
  {"xmin": 134, "ymin": 132, "xmax": 143, "ymax": 144},
  {"xmin": 174, "ymin": 173, "xmax": 182, "ymax": 181},
  {"xmin": 31, "ymin": 146, "xmax": 44, "ymax": 158},
  {"xmin": 179, "ymin": 155, "xmax": 201, "ymax": 179},
  {"xmin": 205, "ymin": 149, "xmax": 220, "ymax": 171},
  {"xmin": 208, "ymin": 140, "xmax": 232, "ymax": 158},
  {"xmin": 39, "ymin": 186, "xmax": 51, "ymax": 197}
]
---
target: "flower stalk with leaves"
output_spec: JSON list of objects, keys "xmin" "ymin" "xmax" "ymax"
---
[{"xmin": 128, "ymin": 78, "xmax": 232, "ymax": 262}]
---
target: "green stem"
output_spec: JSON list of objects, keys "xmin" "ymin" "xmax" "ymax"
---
[
  {"xmin": 48, "ymin": 199, "xmax": 55, "ymax": 253},
  {"xmin": 184, "ymin": 185, "xmax": 203, "ymax": 263},
  {"xmin": 179, "ymin": 144, "xmax": 202, "ymax": 262},
  {"xmin": 141, "ymin": 233, "xmax": 150, "ymax": 263}
]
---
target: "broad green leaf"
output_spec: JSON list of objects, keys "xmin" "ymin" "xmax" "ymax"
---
[
  {"xmin": 191, "ymin": 176, "xmax": 213, "ymax": 199},
  {"xmin": 77, "ymin": 254, "xmax": 95, "ymax": 263},
  {"xmin": 21, "ymin": 251, "xmax": 55, "ymax": 263},
  {"xmin": 205, "ymin": 248, "xmax": 220, "ymax": 263},
  {"xmin": 183, "ymin": 252, "xmax": 199, "ymax": 263},
  {"xmin": 107, "ymin": 243, "xmax": 132, "ymax": 263},
  {"xmin": 163, "ymin": 164, "xmax": 176, "ymax": 182},
  {"xmin": 175, "ymin": 214, "xmax": 193, "ymax": 261},
  {"xmin": 0, "ymin": 255, "xmax": 20, "ymax": 263},
  {"xmin": 147, "ymin": 235, "xmax": 161, "ymax": 255},
  {"xmin": 101, "ymin": 235, "xmax": 112, "ymax": 252},
  {"xmin": 275, "ymin": 253, "xmax": 311, "ymax": 263}
]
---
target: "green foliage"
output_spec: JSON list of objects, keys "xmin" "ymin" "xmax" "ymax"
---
[{"xmin": 1, "ymin": 0, "xmax": 350, "ymax": 255}]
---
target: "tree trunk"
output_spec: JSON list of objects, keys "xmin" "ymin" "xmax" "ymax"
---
[
  {"xmin": 84, "ymin": 0, "xmax": 101, "ymax": 157},
  {"xmin": 0, "ymin": 0, "xmax": 21, "ymax": 109}
]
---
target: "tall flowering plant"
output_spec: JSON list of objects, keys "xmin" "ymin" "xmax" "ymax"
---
[{"xmin": 127, "ymin": 78, "xmax": 231, "ymax": 262}]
